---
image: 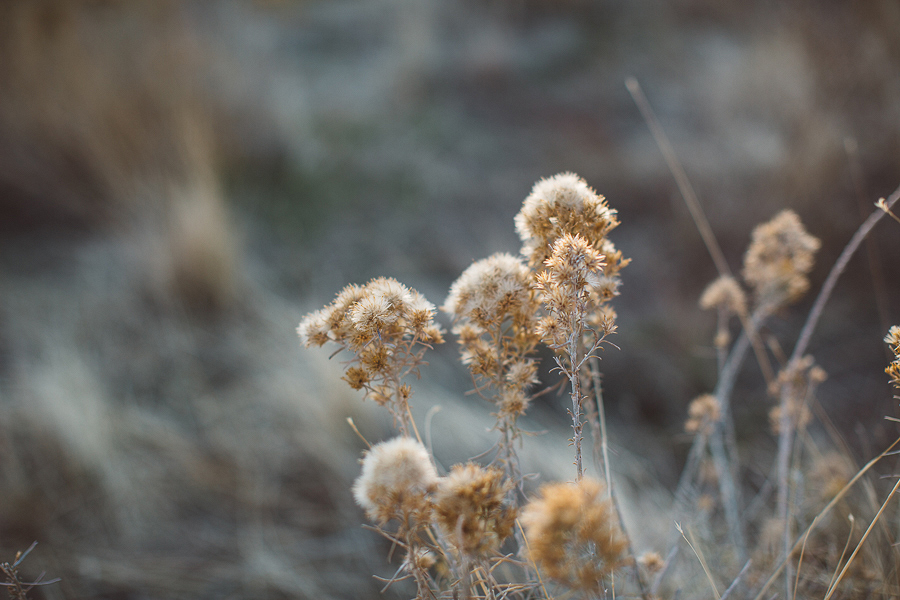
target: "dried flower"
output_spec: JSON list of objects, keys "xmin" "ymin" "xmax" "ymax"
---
[
  {"xmin": 638, "ymin": 551, "xmax": 665, "ymax": 575},
  {"xmin": 769, "ymin": 356, "xmax": 824, "ymax": 434},
  {"xmin": 885, "ymin": 326, "xmax": 900, "ymax": 390},
  {"xmin": 443, "ymin": 254, "xmax": 543, "ymax": 482},
  {"xmin": 520, "ymin": 478, "xmax": 627, "ymax": 591},
  {"xmin": 535, "ymin": 233, "xmax": 605, "ymax": 348},
  {"xmin": 298, "ymin": 277, "xmax": 444, "ymax": 435},
  {"xmin": 514, "ymin": 173, "xmax": 622, "ymax": 271},
  {"xmin": 699, "ymin": 275, "xmax": 747, "ymax": 317},
  {"xmin": 433, "ymin": 463, "xmax": 515, "ymax": 557},
  {"xmin": 684, "ymin": 394, "xmax": 721, "ymax": 435},
  {"xmin": 742, "ymin": 210, "xmax": 820, "ymax": 309},
  {"xmin": 352, "ymin": 437, "xmax": 438, "ymax": 524}
]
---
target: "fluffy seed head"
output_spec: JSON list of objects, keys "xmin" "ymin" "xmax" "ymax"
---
[
  {"xmin": 742, "ymin": 210, "xmax": 820, "ymax": 309},
  {"xmin": 515, "ymin": 172, "xmax": 620, "ymax": 268},
  {"xmin": 433, "ymin": 463, "xmax": 515, "ymax": 557},
  {"xmin": 442, "ymin": 253, "xmax": 536, "ymax": 328},
  {"xmin": 684, "ymin": 394, "xmax": 721, "ymax": 435},
  {"xmin": 352, "ymin": 437, "xmax": 438, "ymax": 524},
  {"xmin": 520, "ymin": 478, "xmax": 627, "ymax": 591},
  {"xmin": 699, "ymin": 275, "xmax": 748, "ymax": 317}
]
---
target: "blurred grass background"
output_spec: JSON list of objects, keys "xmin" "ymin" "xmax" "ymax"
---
[{"xmin": 1, "ymin": 0, "xmax": 899, "ymax": 597}]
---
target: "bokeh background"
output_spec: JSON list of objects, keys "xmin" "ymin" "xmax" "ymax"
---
[{"xmin": 1, "ymin": 1, "xmax": 899, "ymax": 598}]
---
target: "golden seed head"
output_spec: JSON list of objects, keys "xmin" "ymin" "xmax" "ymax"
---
[
  {"xmin": 352, "ymin": 437, "xmax": 438, "ymax": 524},
  {"xmin": 520, "ymin": 478, "xmax": 627, "ymax": 591},
  {"xmin": 638, "ymin": 551, "xmax": 665, "ymax": 575},
  {"xmin": 684, "ymin": 394, "xmax": 721, "ymax": 435},
  {"xmin": 514, "ymin": 172, "xmax": 619, "ymax": 268},
  {"xmin": 886, "ymin": 326, "xmax": 900, "ymax": 349},
  {"xmin": 742, "ymin": 210, "xmax": 820, "ymax": 309},
  {"xmin": 699, "ymin": 275, "xmax": 748, "ymax": 317},
  {"xmin": 442, "ymin": 253, "xmax": 536, "ymax": 328},
  {"xmin": 543, "ymin": 233, "xmax": 606, "ymax": 289},
  {"xmin": 297, "ymin": 308, "xmax": 331, "ymax": 347},
  {"xmin": 433, "ymin": 463, "xmax": 515, "ymax": 557}
]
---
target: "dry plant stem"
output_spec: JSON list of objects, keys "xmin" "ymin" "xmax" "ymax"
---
[
  {"xmin": 823, "ymin": 477, "xmax": 900, "ymax": 600},
  {"xmin": 708, "ymin": 424, "xmax": 747, "ymax": 564},
  {"xmin": 771, "ymin": 183, "xmax": 900, "ymax": 597},
  {"xmin": 563, "ymin": 325, "xmax": 588, "ymax": 480},
  {"xmin": 626, "ymin": 76, "xmax": 774, "ymax": 386},
  {"xmin": 672, "ymin": 320, "xmax": 757, "ymax": 530},
  {"xmin": 625, "ymin": 77, "xmax": 729, "ymax": 277},
  {"xmin": 751, "ymin": 433, "xmax": 900, "ymax": 600},
  {"xmin": 588, "ymin": 358, "xmax": 651, "ymax": 600},
  {"xmin": 790, "ymin": 182, "xmax": 900, "ymax": 365}
]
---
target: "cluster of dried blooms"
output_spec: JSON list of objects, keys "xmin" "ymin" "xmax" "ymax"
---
[
  {"xmin": 442, "ymin": 253, "xmax": 542, "ymax": 482},
  {"xmin": 299, "ymin": 173, "xmax": 633, "ymax": 599},
  {"xmin": 684, "ymin": 393, "xmax": 721, "ymax": 435},
  {"xmin": 886, "ymin": 326, "xmax": 900, "ymax": 390},
  {"xmin": 520, "ymin": 478, "xmax": 628, "ymax": 592},
  {"xmin": 297, "ymin": 277, "xmax": 443, "ymax": 436},
  {"xmin": 768, "ymin": 355, "xmax": 826, "ymax": 435},
  {"xmin": 742, "ymin": 209, "xmax": 821, "ymax": 311}
]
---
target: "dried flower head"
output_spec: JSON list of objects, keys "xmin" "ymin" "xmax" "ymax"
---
[
  {"xmin": 352, "ymin": 437, "xmax": 438, "ymax": 524},
  {"xmin": 443, "ymin": 253, "xmax": 537, "ymax": 328},
  {"xmin": 684, "ymin": 394, "xmax": 721, "ymax": 435},
  {"xmin": 535, "ymin": 234, "xmax": 605, "ymax": 348},
  {"xmin": 298, "ymin": 277, "xmax": 444, "ymax": 435},
  {"xmin": 520, "ymin": 478, "xmax": 627, "ymax": 591},
  {"xmin": 769, "ymin": 356, "xmax": 824, "ymax": 434},
  {"xmin": 514, "ymin": 172, "xmax": 621, "ymax": 269},
  {"xmin": 742, "ymin": 210, "xmax": 820, "ymax": 309},
  {"xmin": 433, "ymin": 463, "xmax": 515, "ymax": 557},
  {"xmin": 699, "ymin": 275, "xmax": 748, "ymax": 317},
  {"xmin": 885, "ymin": 326, "xmax": 900, "ymax": 390},
  {"xmin": 638, "ymin": 551, "xmax": 665, "ymax": 576},
  {"xmin": 443, "ymin": 254, "xmax": 543, "ymax": 472}
]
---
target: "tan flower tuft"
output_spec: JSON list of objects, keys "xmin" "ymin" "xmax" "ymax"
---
[
  {"xmin": 699, "ymin": 275, "xmax": 747, "ymax": 317},
  {"xmin": 684, "ymin": 394, "xmax": 721, "ymax": 435},
  {"xmin": 520, "ymin": 478, "xmax": 627, "ymax": 591},
  {"xmin": 742, "ymin": 210, "xmax": 820, "ymax": 309},
  {"xmin": 769, "ymin": 356, "xmax": 824, "ymax": 434},
  {"xmin": 297, "ymin": 277, "xmax": 442, "ymax": 435},
  {"xmin": 352, "ymin": 437, "xmax": 438, "ymax": 524},
  {"xmin": 433, "ymin": 463, "xmax": 515, "ymax": 557},
  {"xmin": 443, "ymin": 253, "xmax": 536, "ymax": 328},
  {"xmin": 514, "ymin": 172, "xmax": 620, "ymax": 268},
  {"xmin": 885, "ymin": 326, "xmax": 900, "ymax": 390},
  {"xmin": 638, "ymin": 551, "xmax": 665, "ymax": 575}
]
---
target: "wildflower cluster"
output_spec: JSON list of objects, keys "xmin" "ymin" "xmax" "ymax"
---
[
  {"xmin": 352, "ymin": 437, "xmax": 438, "ymax": 526},
  {"xmin": 442, "ymin": 253, "xmax": 542, "ymax": 481},
  {"xmin": 684, "ymin": 393, "xmax": 721, "ymax": 435},
  {"xmin": 300, "ymin": 172, "xmax": 891, "ymax": 600},
  {"xmin": 520, "ymin": 478, "xmax": 627, "ymax": 592},
  {"xmin": 768, "ymin": 355, "xmax": 826, "ymax": 435},
  {"xmin": 297, "ymin": 277, "xmax": 443, "ymax": 435},
  {"xmin": 299, "ymin": 172, "xmax": 637, "ymax": 599},
  {"xmin": 433, "ymin": 463, "xmax": 516, "ymax": 558},
  {"xmin": 742, "ymin": 209, "xmax": 821, "ymax": 310}
]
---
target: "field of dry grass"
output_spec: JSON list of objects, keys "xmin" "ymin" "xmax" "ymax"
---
[{"xmin": 1, "ymin": 1, "xmax": 899, "ymax": 598}]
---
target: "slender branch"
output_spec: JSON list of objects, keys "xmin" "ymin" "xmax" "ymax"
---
[{"xmin": 790, "ymin": 183, "xmax": 900, "ymax": 365}]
